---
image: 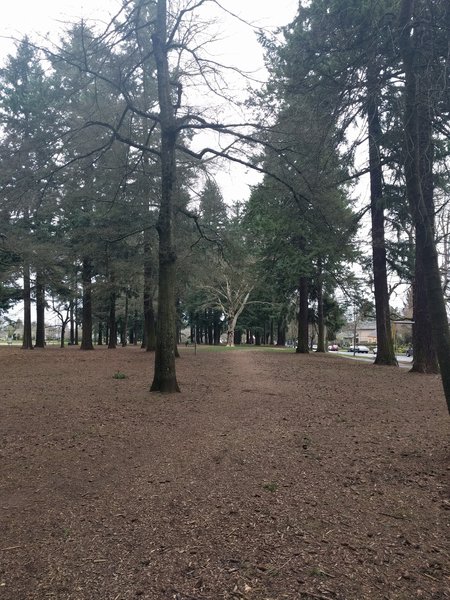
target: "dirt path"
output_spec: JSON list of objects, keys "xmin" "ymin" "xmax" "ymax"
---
[{"xmin": 0, "ymin": 346, "xmax": 449, "ymax": 599}]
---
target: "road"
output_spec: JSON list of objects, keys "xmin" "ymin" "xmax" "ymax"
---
[{"xmin": 335, "ymin": 350, "xmax": 413, "ymax": 368}]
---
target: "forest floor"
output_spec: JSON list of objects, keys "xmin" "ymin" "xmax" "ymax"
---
[{"xmin": 1, "ymin": 345, "xmax": 449, "ymax": 600}]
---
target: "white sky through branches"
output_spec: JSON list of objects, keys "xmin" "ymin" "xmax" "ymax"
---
[{"xmin": 1, "ymin": 0, "xmax": 299, "ymax": 203}]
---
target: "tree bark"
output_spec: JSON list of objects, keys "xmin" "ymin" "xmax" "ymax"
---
[
  {"xmin": 60, "ymin": 323, "xmax": 66, "ymax": 348},
  {"xmin": 80, "ymin": 257, "xmax": 94, "ymax": 350},
  {"xmin": 367, "ymin": 62, "xmax": 397, "ymax": 366},
  {"xmin": 276, "ymin": 317, "xmax": 286, "ymax": 347},
  {"xmin": 150, "ymin": 0, "xmax": 180, "ymax": 392},
  {"xmin": 143, "ymin": 226, "xmax": 157, "ymax": 351},
  {"xmin": 122, "ymin": 292, "xmax": 129, "ymax": 347},
  {"xmin": 22, "ymin": 261, "xmax": 33, "ymax": 350},
  {"xmin": 409, "ymin": 5, "xmax": 438, "ymax": 374},
  {"xmin": 35, "ymin": 271, "xmax": 45, "ymax": 348},
  {"xmin": 213, "ymin": 310, "xmax": 221, "ymax": 345},
  {"xmin": 69, "ymin": 298, "xmax": 75, "ymax": 345},
  {"xmin": 399, "ymin": 0, "xmax": 450, "ymax": 413},
  {"xmin": 296, "ymin": 276, "xmax": 309, "ymax": 353},
  {"xmin": 316, "ymin": 265, "xmax": 325, "ymax": 353},
  {"xmin": 108, "ymin": 290, "xmax": 117, "ymax": 349},
  {"xmin": 98, "ymin": 321, "xmax": 103, "ymax": 345}
]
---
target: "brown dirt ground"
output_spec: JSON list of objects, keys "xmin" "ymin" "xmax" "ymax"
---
[{"xmin": 0, "ymin": 345, "xmax": 449, "ymax": 600}]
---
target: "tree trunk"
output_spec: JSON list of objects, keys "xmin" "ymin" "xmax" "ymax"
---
[
  {"xmin": 409, "ymin": 6, "xmax": 438, "ymax": 374},
  {"xmin": 225, "ymin": 290, "xmax": 251, "ymax": 347},
  {"xmin": 269, "ymin": 319, "xmax": 274, "ymax": 345},
  {"xmin": 108, "ymin": 291, "xmax": 117, "ymax": 349},
  {"xmin": 150, "ymin": 0, "xmax": 180, "ymax": 392},
  {"xmin": 60, "ymin": 323, "xmax": 66, "ymax": 348},
  {"xmin": 80, "ymin": 257, "xmax": 94, "ymax": 350},
  {"xmin": 143, "ymin": 227, "xmax": 157, "ymax": 351},
  {"xmin": 207, "ymin": 310, "xmax": 213, "ymax": 345},
  {"xmin": 122, "ymin": 293, "xmax": 129, "ymax": 347},
  {"xmin": 98, "ymin": 321, "xmax": 103, "ymax": 345},
  {"xmin": 213, "ymin": 310, "xmax": 221, "ymax": 345},
  {"xmin": 35, "ymin": 271, "xmax": 45, "ymax": 348},
  {"xmin": 296, "ymin": 276, "xmax": 309, "ymax": 353},
  {"xmin": 276, "ymin": 317, "xmax": 286, "ymax": 346},
  {"xmin": 367, "ymin": 63, "xmax": 397, "ymax": 367},
  {"xmin": 399, "ymin": 0, "xmax": 450, "ymax": 412},
  {"xmin": 227, "ymin": 313, "xmax": 236, "ymax": 347},
  {"xmin": 69, "ymin": 299, "xmax": 75, "ymax": 345},
  {"xmin": 174, "ymin": 328, "xmax": 180, "ymax": 358},
  {"xmin": 22, "ymin": 261, "xmax": 33, "ymax": 350},
  {"xmin": 412, "ymin": 247, "xmax": 438, "ymax": 372},
  {"xmin": 316, "ymin": 266, "xmax": 325, "ymax": 353}
]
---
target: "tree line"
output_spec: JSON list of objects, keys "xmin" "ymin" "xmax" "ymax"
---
[{"xmin": 0, "ymin": 0, "xmax": 449, "ymax": 411}]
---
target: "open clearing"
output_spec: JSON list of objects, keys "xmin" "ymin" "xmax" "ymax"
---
[{"xmin": 1, "ymin": 345, "xmax": 449, "ymax": 600}]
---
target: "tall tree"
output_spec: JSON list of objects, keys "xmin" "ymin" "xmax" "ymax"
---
[
  {"xmin": 398, "ymin": 0, "xmax": 450, "ymax": 413},
  {"xmin": 274, "ymin": 0, "xmax": 399, "ymax": 365},
  {"xmin": 0, "ymin": 38, "xmax": 57, "ymax": 350}
]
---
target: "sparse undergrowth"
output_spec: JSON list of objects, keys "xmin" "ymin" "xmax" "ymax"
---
[{"xmin": 1, "ymin": 345, "xmax": 448, "ymax": 600}]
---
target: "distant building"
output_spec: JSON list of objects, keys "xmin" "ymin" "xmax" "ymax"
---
[{"xmin": 338, "ymin": 320, "xmax": 377, "ymax": 346}]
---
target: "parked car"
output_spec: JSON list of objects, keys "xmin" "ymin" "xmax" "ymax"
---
[
  {"xmin": 349, "ymin": 345, "xmax": 370, "ymax": 354},
  {"xmin": 328, "ymin": 344, "xmax": 339, "ymax": 351}
]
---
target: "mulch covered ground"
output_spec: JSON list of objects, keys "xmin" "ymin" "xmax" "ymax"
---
[{"xmin": 0, "ymin": 345, "xmax": 449, "ymax": 600}]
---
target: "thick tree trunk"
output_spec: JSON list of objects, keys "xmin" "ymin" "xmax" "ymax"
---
[
  {"xmin": 22, "ymin": 261, "xmax": 33, "ymax": 350},
  {"xmin": 80, "ymin": 257, "xmax": 94, "ymax": 350},
  {"xmin": 35, "ymin": 272, "xmax": 45, "ymax": 348},
  {"xmin": 150, "ymin": 0, "xmax": 180, "ymax": 392},
  {"xmin": 296, "ymin": 276, "xmax": 309, "ymax": 353},
  {"xmin": 60, "ymin": 323, "xmax": 66, "ymax": 348},
  {"xmin": 409, "ymin": 9, "xmax": 438, "ymax": 374},
  {"xmin": 174, "ymin": 327, "xmax": 180, "ymax": 358},
  {"xmin": 227, "ymin": 313, "xmax": 236, "ymax": 347},
  {"xmin": 412, "ymin": 247, "xmax": 438, "ymax": 372},
  {"xmin": 367, "ymin": 64, "xmax": 397, "ymax": 366},
  {"xmin": 399, "ymin": 0, "xmax": 450, "ymax": 412}
]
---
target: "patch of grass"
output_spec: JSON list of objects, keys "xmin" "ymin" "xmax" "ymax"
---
[
  {"xmin": 113, "ymin": 371, "xmax": 127, "ymax": 380},
  {"xmin": 262, "ymin": 481, "xmax": 278, "ymax": 493}
]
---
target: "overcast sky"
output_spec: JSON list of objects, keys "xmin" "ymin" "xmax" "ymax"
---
[
  {"xmin": 1, "ymin": 0, "xmax": 299, "ymax": 69},
  {"xmin": 1, "ymin": 1, "xmax": 300, "ymax": 203}
]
